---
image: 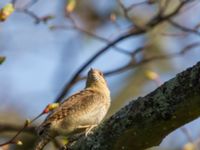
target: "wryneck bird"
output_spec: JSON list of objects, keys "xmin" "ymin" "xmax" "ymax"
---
[{"xmin": 34, "ymin": 68, "xmax": 111, "ymax": 150}]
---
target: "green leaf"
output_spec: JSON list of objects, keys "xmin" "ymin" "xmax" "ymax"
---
[{"xmin": 0, "ymin": 56, "xmax": 6, "ymax": 64}]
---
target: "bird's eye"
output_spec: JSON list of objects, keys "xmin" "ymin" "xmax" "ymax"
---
[{"xmin": 99, "ymin": 72, "xmax": 103, "ymax": 76}]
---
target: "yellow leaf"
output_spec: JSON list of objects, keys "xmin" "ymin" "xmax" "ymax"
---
[
  {"xmin": 25, "ymin": 119, "xmax": 31, "ymax": 126},
  {"xmin": 66, "ymin": 0, "xmax": 76, "ymax": 13},
  {"xmin": 43, "ymin": 103, "xmax": 60, "ymax": 113},
  {"xmin": 145, "ymin": 70, "xmax": 159, "ymax": 80},
  {"xmin": 48, "ymin": 103, "xmax": 59, "ymax": 110},
  {"xmin": 183, "ymin": 142, "xmax": 195, "ymax": 150},
  {"xmin": 60, "ymin": 137, "xmax": 68, "ymax": 145},
  {"xmin": 0, "ymin": 3, "xmax": 15, "ymax": 21},
  {"xmin": 16, "ymin": 140, "xmax": 23, "ymax": 146},
  {"xmin": 0, "ymin": 56, "xmax": 6, "ymax": 64}
]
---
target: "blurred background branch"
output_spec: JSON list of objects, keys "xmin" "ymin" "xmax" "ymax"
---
[{"xmin": 0, "ymin": 123, "xmax": 35, "ymax": 133}]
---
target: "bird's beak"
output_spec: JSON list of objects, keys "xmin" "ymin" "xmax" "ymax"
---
[{"xmin": 90, "ymin": 68, "xmax": 94, "ymax": 72}]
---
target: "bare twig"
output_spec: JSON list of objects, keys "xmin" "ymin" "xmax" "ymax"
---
[
  {"xmin": 12, "ymin": 0, "xmax": 53, "ymax": 24},
  {"xmin": 21, "ymin": 9, "xmax": 41, "ymax": 23},
  {"xmin": 52, "ymin": 25, "xmax": 132, "ymax": 55},
  {"xmin": 117, "ymin": 0, "xmax": 131, "ymax": 20},
  {"xmin": 16, "ymin": 8, "xmax": 53, "ymax": 24},
  {"xmin": 67, "ymin": 14, "xmax": 132, "ymax": 55},
  {"xmin": 147, "ymin": 0, "xmax": 194, "ymax": 27},
  {"xmin": 0, "ymin": 118, "xmax": 37, "ymax": 146},
  {"xmin": 127, "ymin": 1, "xmax": 149, "ymax": 12},
  {"xmin": 179, "ymin": 0, "xmax": 200, "ymax": 15},
  {"xmin": 0, "ymin": 123, "xmax": 35, "ymax": 133},
  {"xmin": 11, "ymin": 0, "xmax": 17, "ymax": 6},
  {"xmin": 169, "ymin": 20, "xmax": 200, "ymax": 37},
  {"xmin": 23, "ymin": 0, "xmax": 41, "ymax": 9},
  {"xmin": 102, "ymin": 41, "xmax": 200, "ymax": 77},
  {"xmin": 0, "ymin": 106, "xmax": 53, "ymax": 147},
  {"xmin": 0, "ymin": 122, "xmax": 30, "ymax": 146},
  {"xmin": 57, "ymin": 41, "xmax": 200, "ymax": 95}
]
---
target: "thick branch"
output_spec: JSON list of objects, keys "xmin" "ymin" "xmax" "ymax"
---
[{"xmin": 68, "ymin": 61, "xmax": 200, "ymax": 150}]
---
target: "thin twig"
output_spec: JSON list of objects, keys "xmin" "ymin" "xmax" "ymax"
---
[
  {"xmin": 127, "ymin": 1, "xmax": 148, "ymax": 12},
  {"xmin": 0, "ymin": 123, "xmax": 35, "ymax": 133},
  {"xmin": 51, "ymin": 24, "xmax": 132, "ymax": 55},
  {"xmin": 66, "ymin": 41, "xmax": 200, "ymax": 83},
  {"xmin": 11, "ymin": 0, "xmax": 17, "ymax": 6},
  {"xmin": 23, "ymin": 0, "xmax": 41, "ymax": 9},
  {"xmin": 117, "ymin": 0, "xmax": 131, "ymax": 20},
  {"xmin": 0, "ymin": 112, "xmax": 46, "ymax": 147},
  {"xmin": 22, "ymin": 9, "xmax": 41, "ymax": 23},
  {"xmin": 67, "ymin": 14, "xmax": 132, "ymax": 55},
  {"xmin": 169, "ymin": 20, "xmax": 200, "ymax": 37},
  {"xmin": 16, "ymin": 8, "xmax": 53, "ymax": 24}
]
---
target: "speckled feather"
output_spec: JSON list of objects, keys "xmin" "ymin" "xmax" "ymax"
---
[
  {"xmin": 34, "ymin": 69, "xmax": 111, "ymax": 150},
  {"xmin": 40, "ymin": 88, "xmax": 110, "ymax": 132}
]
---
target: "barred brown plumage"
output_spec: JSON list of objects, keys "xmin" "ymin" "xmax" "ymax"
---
[{"xmin": 34, "ymin": 68, "xmax": 111, "ymax": 150}]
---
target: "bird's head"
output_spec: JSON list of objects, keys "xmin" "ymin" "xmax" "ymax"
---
[{"xmin": 86, "ymin": 68, "xmax": 107, "ymax": 88}]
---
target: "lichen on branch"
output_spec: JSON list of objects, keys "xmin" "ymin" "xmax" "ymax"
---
[{"xmin": 67, "ymin": 61, "xmax": 200, "ymax": 150}]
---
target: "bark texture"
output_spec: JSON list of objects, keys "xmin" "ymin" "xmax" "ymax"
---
[{"xmin": 67, "ymin": 61, "xmax": 200, "ymax": 150}]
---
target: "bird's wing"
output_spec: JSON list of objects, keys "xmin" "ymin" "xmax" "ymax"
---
[{"xmin": 43, "ymin": 88, "xmax": 103, "ymax": 124}]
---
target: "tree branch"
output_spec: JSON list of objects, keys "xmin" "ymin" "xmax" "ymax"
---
[
  {"xmin": 54, "ymin": 0, "xmax": 195, "ymax": 103},
  {"xmin": 66, "ymin": 61, "xmax": 200, "ymax": 150},
  {"xmin": 0, "ymin": 123, "xmax": 35, "ymax": 134}
]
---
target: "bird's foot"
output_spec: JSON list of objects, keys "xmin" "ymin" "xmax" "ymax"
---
[
  {"xmin": 85, "ymin": 124, "xmax": 97, "ymax": 137},
  {"xmin": 77, "ymin": 124, "xmax": 98, "ymax": 137}
]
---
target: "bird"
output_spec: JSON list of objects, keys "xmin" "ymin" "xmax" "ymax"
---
[{"xmin": 34, "ymin": 68, "xmax": 111, "ymax": 150}]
